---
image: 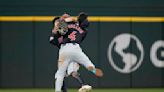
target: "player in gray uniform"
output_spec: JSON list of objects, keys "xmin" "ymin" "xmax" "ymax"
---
[
  {"xmin": 50, "ymin": 13, "xmax": 103, "ymax": 92},
  {"xmin": 50, "ymin": 15, "xmax": 92, "ymax": 92}
]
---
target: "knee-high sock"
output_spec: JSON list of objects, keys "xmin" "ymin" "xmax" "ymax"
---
[
  {"xmin": 71, "ymin": 72, "xmax": 84, "ymax": 86},
  {"xmin": 61, "ymin": 78, "xmax": 67, "ymax": 92},
  {"xmin": 55, "ymin": 77, "xmax": 64, "ymax": 92}
]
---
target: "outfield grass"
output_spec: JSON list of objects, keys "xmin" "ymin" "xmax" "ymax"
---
[{"xmin": 0, "ymin": 88, "xmax": 164, "ymax": 92}]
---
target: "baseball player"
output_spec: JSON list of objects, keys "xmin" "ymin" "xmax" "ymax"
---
[
  {"xmin": 50, "ymin": 12, "xmax": 103, "ymax": 92},
  {"xmin": 50, "ymin": 15, "xmax": 92, "ymax": 92}
]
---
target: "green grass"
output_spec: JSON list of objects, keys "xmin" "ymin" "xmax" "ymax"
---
[{"xmin": 0, "ymin": 88, "xmax": 164, "ymax": 92}]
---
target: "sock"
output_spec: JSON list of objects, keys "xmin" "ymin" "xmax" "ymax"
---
[
  {"xmin": 61, "ymin": 78, "xmax": 67, "ymax": 92},
  {"xmin": 71, "ymin": 72, "xmax": 84, "ymax": 86},
  {"xmin": 91, "ymin": 68, "xmax": 96, "ymax": 75}
]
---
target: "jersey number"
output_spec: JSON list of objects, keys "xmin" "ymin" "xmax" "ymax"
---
[{"xmin": 68, "ymin": 31, "xmax": 77, "ymax": 41}]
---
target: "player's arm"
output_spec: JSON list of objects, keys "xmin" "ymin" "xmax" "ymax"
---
[
  {"xmin": 49, "ymin": 32, "xmax": 59, "ymax": 46},
  {"xmin": 49, "ymin": 16, "xmax": 61, "ymax": 46},
  {"xmin": 76, "ymin": 12, "xmax": 90, "ymax": 42},
  {"xmin": 49, "ymin": 24, "xmax": 59, "ymax": 45}
]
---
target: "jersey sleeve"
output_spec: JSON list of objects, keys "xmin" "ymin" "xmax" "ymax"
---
[
  {"xmin": 78, "ymin": 20, "xmax": 89, "ymax": 43},
  {"xmin": 77, "ymin": 12, "xmax": 89, "ymax": 30},
  {"xmin": 49, "ymin": 33, "xmax": 59, "ymax": 46},
  {"xmin": 79, "ymin": 19, "xmax": 89, "ymax": 30}
]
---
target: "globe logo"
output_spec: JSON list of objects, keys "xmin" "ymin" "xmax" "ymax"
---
[
  {"xmin": 150, "ymin": 40, "xmax": 164, "ymax": 68},
  {"xmin": 107, "ymin": 33, "xmax": 144, "ymax": 73}
]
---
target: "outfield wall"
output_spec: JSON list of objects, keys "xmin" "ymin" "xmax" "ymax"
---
[{"xmin": 0, "ymin": 0, "xmax": 164, "ymax": 88}]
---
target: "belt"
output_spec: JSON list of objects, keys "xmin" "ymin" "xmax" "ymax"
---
[{"xmin": 60, "ymin": 42, "xmax": 77, "ymax": 47}]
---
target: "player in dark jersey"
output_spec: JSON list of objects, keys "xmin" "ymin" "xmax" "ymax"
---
[
  {"xmin": 50, "ymin": 13, "xmax": 103, "ymax": 92},
  {"xmin": 50, "ymin": 13, "xmax": 92, "ymax": 92},
  {"xmin": 50, "ymin": 13, "xmax": 89, "ymax": 47}
]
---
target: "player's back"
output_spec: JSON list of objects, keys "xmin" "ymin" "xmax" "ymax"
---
[{"xmin": 61, "ymin": 21, "xmax": 88, "ymax": 44}]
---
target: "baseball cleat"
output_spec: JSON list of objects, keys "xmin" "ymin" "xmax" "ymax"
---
[
  {"xmin": 78, "ymin": 85, "xmax": 92, "ymax": 92},
  {"xmin": 95, "ymin": 68, "xmax": 103, "ymax": 77}
]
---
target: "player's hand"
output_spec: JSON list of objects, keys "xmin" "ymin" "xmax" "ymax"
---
[
  {"xmin": 61, "ymin": 13, "xmax": 70, "ymax": 19},
  {"xmin": 61, "ymin": 13, "xmax": 75, "ymax": 22}
]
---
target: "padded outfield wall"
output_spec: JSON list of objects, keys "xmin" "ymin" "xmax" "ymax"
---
[{"xmin": 0, "ymin": 0, "xmax": 164, "ymax": 88}]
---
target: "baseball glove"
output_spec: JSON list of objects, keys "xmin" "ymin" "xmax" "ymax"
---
[{"xmin": 57, "ymin": 19, "xmax": 68, "ymax": 35}]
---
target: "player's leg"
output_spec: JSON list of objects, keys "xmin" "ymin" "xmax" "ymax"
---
[
  {"xmin": 55, "ymin": 59, "xmax": 70, "ymax": 92},
  {"xmin": 73, "ymin": 48, "xmax": 103, "ymax": 77},
  {"xmin": 67, "ymin": 62, "xmax": 92, "ymax": 92},
  {"xmin": 67, "ymin": 62, "xmax": 84, "ymax": 86},
  {"xmin": 71, "ymin": 71, "xmax": 84, "ymax": 86},
  {"xmin": 61, "ymin": 78, "xmax": 67, "ymax": 92}
]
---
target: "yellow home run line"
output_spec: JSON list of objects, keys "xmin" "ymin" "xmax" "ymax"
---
[{"xmin": 0, "ymin": 16, "xmax": 164, "ymax": 22}]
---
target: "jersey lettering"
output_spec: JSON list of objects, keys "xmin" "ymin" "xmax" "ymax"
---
[
  {"xmin": 68, "ymin": 31, "xmax": 77, "ymax": 41},
  {"xmin": 68, "ymin": 24, "xmax": 84, "ymax": 34}
]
